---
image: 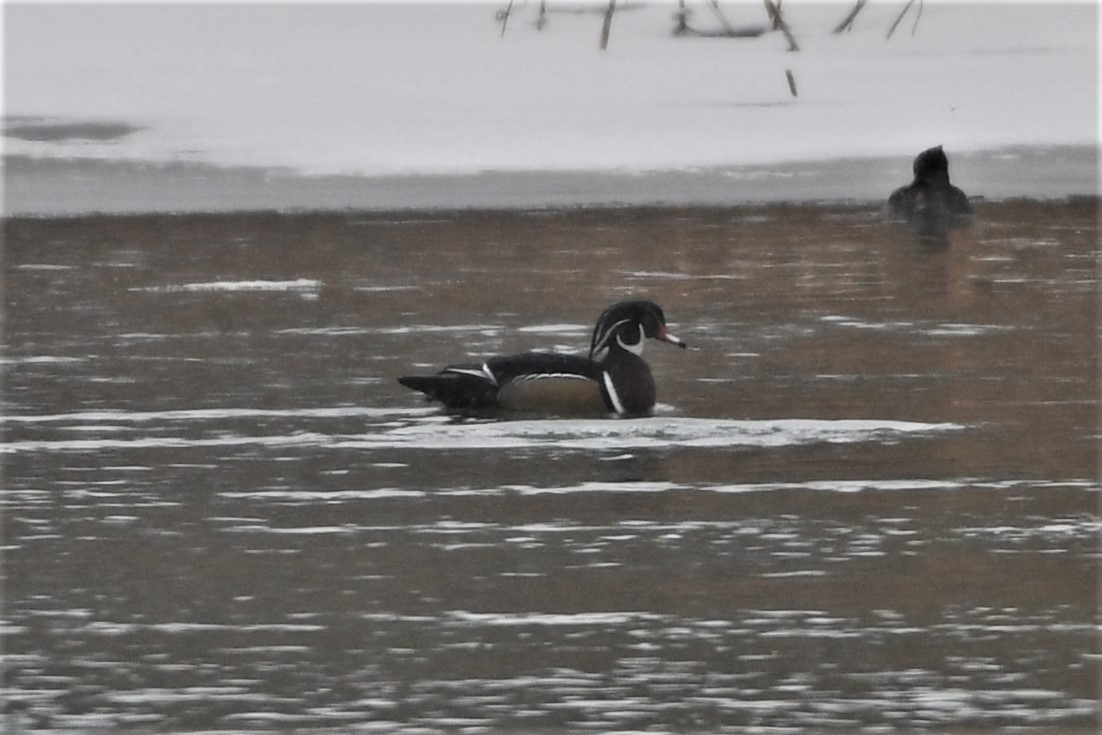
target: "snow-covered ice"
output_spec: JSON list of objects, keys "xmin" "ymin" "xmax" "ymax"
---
[{"xmin": 3, "ymin": 2, "xmax": 1097, "ymax": 211}]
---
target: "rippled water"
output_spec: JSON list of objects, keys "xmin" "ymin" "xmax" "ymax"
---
[{"xmin": 3, "ymin": 201, "xmax": 1098, "ymax": 732}]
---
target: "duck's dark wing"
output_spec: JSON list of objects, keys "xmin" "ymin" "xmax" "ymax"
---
[
  {"xmin": 887, "ymin": 182, "xmax": 972, "ymax": 227},
  {"xmin": 398, "ymin": 362, "xmax": 500, "ymax": 409},
  {"xmin": 399, "ymin": 353, "xmax": 611, "ymax": 413},
  {"xmin": 488, "ymin": 353, "xmax": 612, "ymax": 414},
  {"xmin": 946, "ymin": 184, "xmax": 972, "ymax": 216},
  {"xmin": 485, "ymin": 352, "xmax": 602, "ymax": 384},
  {"xmin": 886, "ymin": 182, "xmax": 917, "ymax": 219}
]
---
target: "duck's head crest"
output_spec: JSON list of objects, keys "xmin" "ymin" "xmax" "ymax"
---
[{"xmin": 589, "ymin": 300, "xmax": 686, "ymax": 361}]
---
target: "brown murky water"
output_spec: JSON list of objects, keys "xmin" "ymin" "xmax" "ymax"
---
[{"xmin": 3, "ymin": 200, "xmax": 1099, "ymax": 732}]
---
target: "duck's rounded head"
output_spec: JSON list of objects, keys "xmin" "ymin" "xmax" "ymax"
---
[
  {"xmin": 913, "ymin": 145, "xmax": 950, "ymax": 184},
  {"xmin": 589, "ymin": 300, "xmax": 686, "ymax": 361}
]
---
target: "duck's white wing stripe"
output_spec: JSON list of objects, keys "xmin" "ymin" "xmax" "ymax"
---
[
  {"xmin": 513, "ymin": 372, "xmax": 591, "ymax": 383},
  {"xmin": 444, "ymin": 363, "xmax": 497, "ymax": 386},
  {"xmin": 481, "ymin": 363, "xmax": 497, "ymax": 384},
  {"xmin": 601, "ymin": 371, "xmax": 626, "ymax": 415}
]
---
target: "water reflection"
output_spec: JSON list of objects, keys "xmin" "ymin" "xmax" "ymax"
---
[{"xmin": 2, "ymin": 200, "xmax": 1098, "ymax": 732}]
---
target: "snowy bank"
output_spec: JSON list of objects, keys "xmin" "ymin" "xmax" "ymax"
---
[{"xmin": 3, "ymin": 2, "xmax": 1097, "ymax": 212}]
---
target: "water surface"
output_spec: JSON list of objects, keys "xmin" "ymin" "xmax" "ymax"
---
[{"xmin": 3, "ymin": 200, "xmax": 1098, "ymax": 732}]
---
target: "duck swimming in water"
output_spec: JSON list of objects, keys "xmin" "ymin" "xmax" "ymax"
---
[
  {"xmin": 887, "ymin": 145, "xmax": 972, "ymax": 241},
  {"xmin": 398, "ymin": 300, "xmax": 686, "ymax": 416}
]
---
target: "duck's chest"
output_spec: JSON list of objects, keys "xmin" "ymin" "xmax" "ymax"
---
[{"xmin": 602, "ymin": 352, "xmax": 656, "ymax": 416}]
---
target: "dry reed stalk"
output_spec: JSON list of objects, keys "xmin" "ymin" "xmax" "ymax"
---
[
  {"xmin": 763, "ymin": 0, "xmax": 800, "ymax": 51},
  {"xmin": 833, "ymin": 0, "xmax": 868, "ymax": 33}
]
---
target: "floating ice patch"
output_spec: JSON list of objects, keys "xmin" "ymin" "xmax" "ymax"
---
[
  {"xmin": 276, "ymin": 323, "xmax": 506, "ymax": 337},
  {"xmin": 274, "ymin": 326, "xmax": 374, "ymax": 337},
  {"xmin": 14, "ymin": 263, "xmax": 75, "ymax": 271},
  {"xmin": 0, "ymin": 405, "xmax": 428, "ymax": 425},
  {"xmin": 220, "ymin": 488, "xmax": 427, "ymax": 502},
  {"xmin": 355, "ymin": 417, "xmax": 965, "ymax": 452},
  {"xmin": 83, "ymin": 621, "xmax": 325, "ymax": 636},
  {"xmin": 498, "ymin": 478, "xmax": 983, "ymax": 497},
  {"xmin": 352, "ymin": 284, "xmax": 420, "ymax": 292},
  {"xmin": 516, "ymin": 323, "xmax": 589, "ymax": 335},
  {"xmin": 922, "ymin": 323, "xmax": 1018, "ymax": 337},
  {"xmin": 625, "ymin": 270, "xmax": 744, "ymax": 281},
  {"xmin": 132, "ymin": 279, "xmax": 321, "ymax": 295},
  {"xmin": 503, "ymin": 481, "xmax": 683, "ymax": 496},
  {"xmin": 446, "ymin": 610, "xmax": 664, "ymax": 627},
  {"xmin": 820, "ymin": 315, "xmax": 1016, "ymax": 337},
  {"xmin": 0, "ymin": 413, "xmax": 963, "ymax": 454},
  {"xmin": 374, "ymin": 323, "xmax": 502, "ymax": 336},
  {"xmin": 0, "ymin": 355, "xmax": 86, "ymax": 365}
]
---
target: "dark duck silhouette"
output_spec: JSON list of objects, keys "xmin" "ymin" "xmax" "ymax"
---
[
  {"xmin": 887, "ymin": 145, "xmax": 973, "ymax": 240},
  {"xmin": 398, "ymin": 300, "xmax": 686, "ymax": 416}
]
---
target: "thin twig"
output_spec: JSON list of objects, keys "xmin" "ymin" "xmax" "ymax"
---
[
  {"xmin": 707, "ymin": 0, "xmax": 736, "ymax": 35},
  {"xmin": 535, "ymin": 0, "xmax": 548, "ymax": 31},
  {"xmin": 833, "ymin": 0, "xmax": 867, "ymax": 33},
  {"xmin": 599, "ymin": 0, "xmax": 617, "ymax": 50},
  {"xmin": 887, "ymin": 0, "xmax": 916, "ymax": 40},
  {"xmin": 498, "ymin": 0, "xmax": 515, "ymax": 38},
  {"xmin": 911, "ymin": 0, "xmax": 924, "ymax": 37},
  {"xmin": 763, "ymin": 0, "xmax": 799, "ymax": 51}
]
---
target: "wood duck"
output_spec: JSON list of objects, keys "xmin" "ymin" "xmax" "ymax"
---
[
  {"xmin": 398, "ymin": 300, "xmax": 686, "ymax": 416},
  {"xmin": 887, "ymin": 145, "xmax": 973, "ymax": 238}
]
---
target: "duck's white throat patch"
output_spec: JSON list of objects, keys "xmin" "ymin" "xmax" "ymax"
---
[{"xmin": 616, "ymin": 324, "xmax": 646, "ymax": 356}]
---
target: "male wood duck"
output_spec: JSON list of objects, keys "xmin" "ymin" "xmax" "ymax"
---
[
  {"xmin": 887, "ymin": 145, "xmax": 973, "ymax": 237},
  {"xmin": 398, "ymin": 300, "xmax": 686, "ymax": 416}
]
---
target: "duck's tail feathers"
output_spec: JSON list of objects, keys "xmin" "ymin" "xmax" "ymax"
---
[{"xmin": 398, "ymin": 368, "xmax": 498, "ymax": 409}]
